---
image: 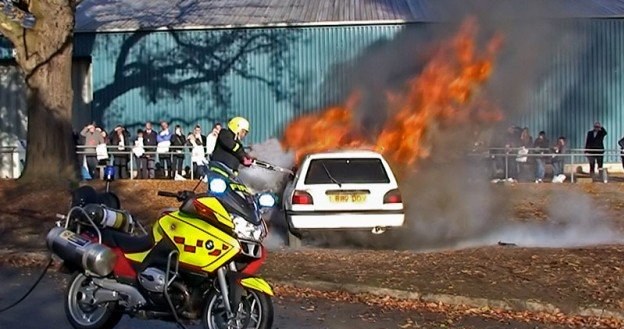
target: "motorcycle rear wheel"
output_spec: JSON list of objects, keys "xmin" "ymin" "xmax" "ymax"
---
[
  {"xmin": 65, "ymin": 273, "xmax": 122, "ymax": 329},
  {"xmin": 202, "ymin": 289, "xmax": 273, "ymax": 329}
]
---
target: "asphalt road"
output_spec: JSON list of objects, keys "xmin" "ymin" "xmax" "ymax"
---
[{"xmin": 0, "ymin": 267, "xmax": 575, "ymax": 329}]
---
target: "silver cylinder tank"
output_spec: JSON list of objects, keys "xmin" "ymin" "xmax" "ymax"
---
[{"xmin": 46, "ymin": 226, "xmax": 117, "ymax": 276}]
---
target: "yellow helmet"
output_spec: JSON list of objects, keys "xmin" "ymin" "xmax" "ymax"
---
[{"xmin": 228, "ymin": 117, "xmax": 250, "ymax": 134}]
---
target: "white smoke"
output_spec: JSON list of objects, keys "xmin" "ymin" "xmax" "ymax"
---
[
  {"xmin": 238, "ymin": 138, "xmax": 295, "ymax": 194},
  {"xmin": 337, "ymin": 6, "xmax": 614, "ymax": 251},
  {"xmin": 238, "ymin": 138, "xmax": 295, "ymax": 249},
  {"xmin": 238, "ymin": 140, "xmax": 624, "ymax": 251},
  {"xmin": 454, "ymin": 189, "xmax": 624, "ymax": 249},
  {"xmin": 400, "ymin": 162, "xmax": 624, "ymax": 251},
  {"xmin": 236, "ymin": 9, "xmax": 615, "ymax": 251}
]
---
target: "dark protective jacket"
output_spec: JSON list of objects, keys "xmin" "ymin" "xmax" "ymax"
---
[
  {"xmin": 211, "ymin": 128, "xmax": 247, "ymax": 172},
  {"xmin": 533, "ymin": 136, "xmax": 550, "ymax": 160},
  {"xmin": 585, "ymin": 128, "xmax": 607, "ymax": 154},
  {"xmin": 170, "ymin": 133, "xmax": 187, "ymax": 159}
]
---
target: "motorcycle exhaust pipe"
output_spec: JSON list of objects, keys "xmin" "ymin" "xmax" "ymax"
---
[
  {"xmin": 46, "ymin": 226, "xmax": 117, "ymax": 277},
  {"xmin": 92, "ymin": 277, "xmax": 147, "ymax": 309}
]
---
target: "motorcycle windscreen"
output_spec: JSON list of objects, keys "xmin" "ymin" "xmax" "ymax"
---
[
  {"xmin": 210, "ymin": 187, "xmax": 261, "ymax": 226},
  {"xmin": 205, "ymin": 169, "xmax": 261, "ymax": 226}
]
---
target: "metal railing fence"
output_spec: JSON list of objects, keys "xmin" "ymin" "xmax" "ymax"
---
[
  {"xmin": 2, "ymin": 145, "xmax": 623, "ymax": 182},
  {"xmin": 75, "ymin": 145, "xmax": 206, "ymax": 180},
  {"xmin": 467, "ymin": 147, "xmax": 624, "ymax": 183}
]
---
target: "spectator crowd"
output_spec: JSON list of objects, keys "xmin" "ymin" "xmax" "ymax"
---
[
  {"xmin": 474, "ymin": 121, "xmax": 624, "ymax": 183},
  {"xmin": 76, "ymin": 119, "xmax": 624, "ymax": 183},
  {"xmin": 76, "ymin": 120, "xmax": 222, "ymax": 180}
]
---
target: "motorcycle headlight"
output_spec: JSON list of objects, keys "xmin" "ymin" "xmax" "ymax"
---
[
  {"xmin": 232, "ymin": 215, "xmax": 264, "ymax": 242},
  {"xmin": 209, "ymin": 177, "xmax": 227, "ymax": 194}
]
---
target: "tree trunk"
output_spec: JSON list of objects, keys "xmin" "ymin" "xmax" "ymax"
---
[
  {"xmin": 20, "ymin": 43, "xmax": 77, "ymax": 182},
  {"xmin": 13, "ymin": 1, "xmax": 77, "ymax": 183}
]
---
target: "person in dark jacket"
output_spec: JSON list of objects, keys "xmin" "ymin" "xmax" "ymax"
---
[
  {"xmin": 210, "ymin": 117, "xmax": 254, "ymax": 173},
  {"xmin": 585, "ymin": 121, "xmax": 607, "ymax": 176},
  {"xmin": 618, "ymin": 136, "xmax": 624, "ymax": 170},
  {"xmin": 170, "ymin": 125, "xmax": 187, "ymax": 179},
  {"xmin": 193, "ymin": 124, "xmax": 207, "ymax": 147},
  {"xmin": 109, "ymin": 125, "xmax": 131, "ymax": 179},
  {"xmin": 533, "ymin": 131, "xmax": 549, "ymax": 183},
  {"xmin": 143, "ymin": 121, "xmax": 159, "ymax": 178}
]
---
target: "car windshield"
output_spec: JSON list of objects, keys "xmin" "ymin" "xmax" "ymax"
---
[{"xmin": 304, "ymin": 158, "xmax": 390, "ymax": 184}]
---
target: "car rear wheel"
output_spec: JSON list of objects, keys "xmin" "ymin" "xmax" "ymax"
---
[
  {"xmin": 287, "ymin": 232, "xmax": 302, "ymax": 248},
  {"xmin": 284, "ymin": 214, "xmax": 302, "ymax": 248}
]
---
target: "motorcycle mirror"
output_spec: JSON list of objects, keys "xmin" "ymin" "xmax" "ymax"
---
[{"xmin": 257, "ymin": 193, "xmax": 276, "ymax": 208}]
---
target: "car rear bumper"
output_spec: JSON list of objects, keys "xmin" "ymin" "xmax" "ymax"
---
[{"xmin": 286, "ymin": 210, "xmax": 405, "ymax": 230}]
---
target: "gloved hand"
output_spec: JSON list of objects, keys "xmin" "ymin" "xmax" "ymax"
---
[{"xmin": 242, "ymin": 156, "xmax": 254, "ymax": 167}]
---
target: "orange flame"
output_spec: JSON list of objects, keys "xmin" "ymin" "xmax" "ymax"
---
[{"xmin": 282, "ymin": 18, "xmax": 504, "ymax": 170}]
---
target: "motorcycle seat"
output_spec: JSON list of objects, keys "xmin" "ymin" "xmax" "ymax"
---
[{"xmin": 101, "ymin": 229, "xmax": 154, "ymax": 254}]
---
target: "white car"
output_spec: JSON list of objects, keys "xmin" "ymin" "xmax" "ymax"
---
[{"xmin": 282, "ymin": 150, "xmax": 405, "ymax": 246}]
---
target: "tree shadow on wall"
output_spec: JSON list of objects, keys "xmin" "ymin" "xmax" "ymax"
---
[{"xmin": 86, "ymin": 0, "xmax": 303, "ymax": 132}]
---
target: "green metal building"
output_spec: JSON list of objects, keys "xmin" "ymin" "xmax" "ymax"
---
[{"xmin": 2, "ymin": 0, "xmax": 624, "ymax": 178}]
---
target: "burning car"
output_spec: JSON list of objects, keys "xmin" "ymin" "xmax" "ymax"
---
[{"xmin": 282, "ymin": 150, "xmax": 405, "ymax": 247}]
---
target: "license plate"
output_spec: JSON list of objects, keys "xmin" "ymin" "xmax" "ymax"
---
[{"xmin": 328, "ymin": 193, "xmax": 367, "ymax": 203}]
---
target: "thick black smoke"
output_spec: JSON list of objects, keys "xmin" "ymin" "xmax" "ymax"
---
[{"xmin": 243, "ymin": 2, "xmax": 623, "ymax": 250}]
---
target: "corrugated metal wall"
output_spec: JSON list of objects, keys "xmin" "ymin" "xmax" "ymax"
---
[
  {"xmin": 0, "ymin": 64, "xmax": 27, "ymax": 178},
  {"xmin": 77, "ymin": 19, "xmax": 624, "ymax": 156},
  {"xmin": 2, "ymin": 19, "xmax": 624, "ymax": 162},
  {"xmin": 514, "ymin": 19, "xmax": 624, "ymax": 162},
  {"xmin": 0, "ymin": 38, "xmax": 13, "ymax": 60},
  {"xmin": 74, "ymin": 24, "xmax": 403, "ymax": 142}
]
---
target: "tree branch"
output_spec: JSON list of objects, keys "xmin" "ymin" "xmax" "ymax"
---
[
  {"xmin": 114, "ymin": 32, "xmax": 147, "ymax": 80},
  {"xmin": 0, "ymin": 1, "xmax": 25, "ymax": 45},
  {"xmin": 24, "ymin": 30, "xmax": 72, "ymax": 81}
]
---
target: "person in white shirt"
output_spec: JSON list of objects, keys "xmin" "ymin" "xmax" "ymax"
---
[
  {"xmin": 205, "ymin": 123, "xmax": 222, "ymax": 159},
  {"xmin": 133, "ymin": 130, "xmax": 147, "ymax": 179},
  {"xmin": 188, "ymin": 133, "xmax": 208, "ymax": 179}
]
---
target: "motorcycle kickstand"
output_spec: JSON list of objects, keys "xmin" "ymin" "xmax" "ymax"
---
[{"xmin": 164, "ymin": 250, "xmax": 187, "ymax": 329}]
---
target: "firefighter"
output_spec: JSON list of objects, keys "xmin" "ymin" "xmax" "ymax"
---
[{"xmin": 210, "ymin": 116, "xmax": 254, "ymax": 174}]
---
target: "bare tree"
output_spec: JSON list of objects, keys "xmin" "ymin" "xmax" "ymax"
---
[{"xmin": 0, "ymin": 0, "xmax": 78, "ymax": 182}]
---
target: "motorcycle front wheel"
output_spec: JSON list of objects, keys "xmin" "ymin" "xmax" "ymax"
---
[
  {"xmin": 65, "ymin": 273, "xmax": 122, "ymax": 329},
  {"xmin": 202, "ymin": 288, "xmax": 273, "ymax": 329}
]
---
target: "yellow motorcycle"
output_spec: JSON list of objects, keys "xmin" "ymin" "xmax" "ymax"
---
[{"xmin": 46, "ymin": 160, "xmax": 286, "ymax": 329}]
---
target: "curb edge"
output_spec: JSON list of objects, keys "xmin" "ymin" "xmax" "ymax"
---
[{"xmin": 275, "ymin": 279, "xmax": 624, "ymax": 321}]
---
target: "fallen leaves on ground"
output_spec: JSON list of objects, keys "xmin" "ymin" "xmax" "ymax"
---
[
  {"xmin": 263, "ymin": 246, "xmax": 624, "ymax": 313},
  {"xmin": 275, "ymin": 284, "xmax": 624, "ymax": 329},
  {"xmin": 1, "ymin": 180, "xmax": 624, "ymax": 324}
]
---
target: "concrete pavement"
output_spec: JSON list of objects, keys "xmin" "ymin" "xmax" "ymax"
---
[{"xmin": 0, "ymin": 266, "xmax": 580, "ymax": 329}]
